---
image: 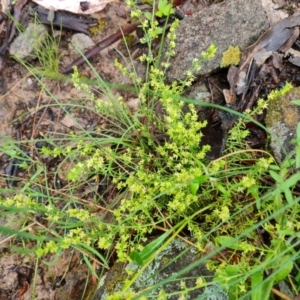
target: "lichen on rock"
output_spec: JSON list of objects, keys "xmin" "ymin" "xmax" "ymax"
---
[
  {"xmin": 265, "ymin": 86, "xmax": 300, "ymax": 162},
  {"xmin": 94, "ymin": 238, "xmax": 227, "ymax": 299},
  {"xmin": 220, "ymin": 46, "xmax": 241, "ymax": 68},
  {"xmin": 165, "ymin": 0, "xmax": 270, "ymax": 81}
]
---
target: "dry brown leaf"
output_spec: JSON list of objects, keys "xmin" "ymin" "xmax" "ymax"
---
[
  {"xmin": 60, "ymin": 115, "xmax": 79, "ymax": 128},
  {"xmin": 31, "ymin": 0, "xmax": 113, "ymax": 14},
  {"xmin": 226, "ymin": 13, "xmax": 300, "ymax": 107},
  {"xmin": 1, "ymin": 0, "xmax": 11, "ymax": 13},
  {"xmin": 261, "ymin": 0, "xmax": 288, "ymax": 24},
  {"xmin": 285, "ymin": 48, "xmax": 300, "ymax": 67}
]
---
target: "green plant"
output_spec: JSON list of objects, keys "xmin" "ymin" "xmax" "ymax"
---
[
  {"xmin": 2, "ymin": 1, "xmax": 300, "ymax": 299},
  {"xmin": 143, "ymin": 0, "xmax": 174, "ymax": 21},
  {"xmin": 1, "ymin": 2, "xmax": 215, "ymax": 282},
  {"xmin": 11, "ymin": 14, "xmax": 63, "ymax": 79}
]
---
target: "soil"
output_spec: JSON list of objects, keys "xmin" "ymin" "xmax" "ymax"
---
[{"xmin": 1, "ymin": 0, "xmax": 300, "ymax": 299}]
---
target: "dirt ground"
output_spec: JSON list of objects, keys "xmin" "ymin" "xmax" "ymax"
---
[{"xmin": 1, "ymin": 0, "xmax": 300, "ymax": 299}]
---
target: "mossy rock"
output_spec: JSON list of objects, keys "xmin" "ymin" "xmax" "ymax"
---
[
  {"xmin": 265, "ymin": 86, "xmax": 300, "ymax": 162},
  {"xmin": 94, "ymin": 238, "xmax": 228, "ymax": 299}
]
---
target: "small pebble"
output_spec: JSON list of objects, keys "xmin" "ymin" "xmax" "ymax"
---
[{"xmin": 126, "ymin": 98, "xmax": 141, "ymax": 111}]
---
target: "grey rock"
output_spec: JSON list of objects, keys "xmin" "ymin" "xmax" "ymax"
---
[
  {"xmin": 187, "ymin": 84, "xmax": 211, "ymax": 103},
  {"xmin": 70, "ymin": 33, "xmax": 96, "ymax": 54},
  {"xmin": 265, "ymin": 86, "xmax": 300, "ymax": 162},
  {"xmin": 199, "ymin": 284, "xmax": 229, "ymax": 300},
  {"xmin": 165, "ymin": 0, "xmax": 270, "ymax": 81},
  {"xmin": 94, "ymin": 238, "xmax": 227, "ymax": 299},
  {"xmin": 278, "ymin": 281, "xmax": 295, "ymax": 299},
  {"xmin": 9, "ymin": 23, "xmax": 48, "ymax": 60},
  {"xmin": 0, "ymin": 96, "xmax": 15, "ymax": 147},
  {"xmin": 184, "ymin": 81, "xmax": 213, "ymax": 123},
  {"xmin": 126, "ymin": 98, "xmax": 141, "ymax": 111}
]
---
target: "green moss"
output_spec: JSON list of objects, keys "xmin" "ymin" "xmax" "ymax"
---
[
  {"xmin": 265, "ymin": 83, "xmax": 294, "ymax": 127},
  {"xmin": 105, "ymin": 262, "xmax": 130, "ymax": 295},
  {"xmin": 267, "ymin": 91, "xmax": 300, "ymax": 128},
  {"xmin": 122, "ymin": 34, "xmax": 136, "ymax": 48},
  {"xmin": 220, "ymin": 45, "xmax": 241, "ymax": 68},
  {"xmin": 142, "ymin": 0, "xmax": 153, "ymax": 4},
  {"xmin": 89, "ymin": 19, "xmax": 107, "ymax": 35},
  {"xmin": 283, "ymin": 4, "xmax": 296, "ymax": 14},
  {"xmin": 161, "ymin": 256, "xmax": 169, "ymax": 265}
]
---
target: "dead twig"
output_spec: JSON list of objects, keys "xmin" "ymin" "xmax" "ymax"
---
[
  {"xmin": 224, "ymin": 13, "xmax": 300, "ymax": 110},
  {"xmin": 31, "ymin": 6, "xmax": 95, "ymax": 35},
  {"xmin": 0, "ymin": 0, "xmax": 29, "ymax": 55},
  {"xmin": 62, "ymin": 21, "xmax": 141, "ymax": 74}
]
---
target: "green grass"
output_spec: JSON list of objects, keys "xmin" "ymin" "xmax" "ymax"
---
[{"xmin": 1, "ymin": 1, "xmax": 300, "ymax": 299}]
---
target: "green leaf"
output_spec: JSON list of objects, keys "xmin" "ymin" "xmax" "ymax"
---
[
  {"xmin": 129, "ymin": 230, "xmax": 172, "ymax": 266},
  {"xmin": 148, "ymin": 27, "xmax": 163, "ymax": 38},
  {"xmin": 285, "ymin": 172, "xmax": 300, "ymax": 188},
  {"xmin": 292, "ymin": 99, "xmax": 300, "ymax": 106},
  {"xmin": 156, "ymin": 0, "xmax": 174, "ymax": 17},
  {"xmin": 281, "ymin": 157, "xmax": 295, "ymax": 170},
  {"xmin": 216, "ymin": 183, "xmax": 230, "ymax": 197},
  {"xmin": 144, "ymin": 12, "xmax": 153, "ymax": 20},
  {"xmin": 193, "ymin": 175, "xmax": 209, "ymax": 184},
  {"xmin": 269, "ymin": 170, "xmax": 283, "ymax": 184},
  {"xmin": 77, "ymin": 242, "xmax": 109, "ymax": 268},
  {"xmin": 269, "ymin": 164, "xmax": 280, "ymax": 171},
  {"xmin": 251, "ymin": 269, "xmax": 263, "ymax": 300},
  {"xmin": 251, "ymin": 270, "xmax": 274, "ymax": 300},
  {"xmin": 249, "ymin": 186, "xmax": 260, "ymax": 209},
  {"xmin": 129, "ymin": 251, "xmax": 144, "ymax": 266},
  {"xmin": 297, "ymin": 123, "xmax": 300, "ymax": 141},
  {"xmin": 284, "ymin": 188, "xmax": 294, "ymax": 205},
  {"xmin": 140, "ymin": 230, "xmax": 170, "ymax": 260},
  {"xmin": 189, "ymin": 175, "xmax": 209, "ymax": 195},
  {"xmin": 224, "ymin": 264, "xmax": 240, "ymax": 277},
  {"xmin": 190, "ymin": 182, "xmax": 199, "ymax": 195},
  {"xmin": 0, "ymin": 226, "xmax": 46, "ymax": 242},
  {"xmin": 296, "ymin": 146, "xmax": 300, "ymax": 169},
  {"xmin": 277, "ymin": 173, "xmax": 300, "ymax": 193},
  {"xmin": 274, "ymin": 255, "xmax": 293, "ymax": 283},
  {"xmin": 82, "ymin": 254, "xmax": 99, "ymax": 279},
  {"xmin": 273, "ymin": 194, "xmax": 283, "ymax": 223},
  {"xmin": 155, "ymin": 10, "xmax": 163, "ymax": 17},
  {"xmin": 214, "ymin": 236, "xmax": 243, "ymax": 250}
]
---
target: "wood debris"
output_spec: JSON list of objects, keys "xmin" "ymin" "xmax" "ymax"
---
[{"xmin": 224, "ymin": 13, "xmax": 300, "ymax": 111}]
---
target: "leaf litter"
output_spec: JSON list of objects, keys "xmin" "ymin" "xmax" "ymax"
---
[
  {"xmin": 1, "ymin": 1, "xmax": 300, "ymax": 299},
  {"xmin": 31, "ymin": 0, "xmax": 114, "ymax": 14}
]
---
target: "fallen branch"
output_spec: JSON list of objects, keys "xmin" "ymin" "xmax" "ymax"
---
[
  {"xmin": 62, "ymin": 21, "xmax": 141, "ymax": 74},
  {"xmin": 31, "ymin": 6, "xmax": 95, "ymax": 35}
]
